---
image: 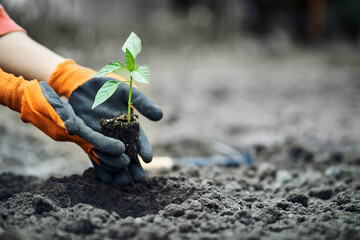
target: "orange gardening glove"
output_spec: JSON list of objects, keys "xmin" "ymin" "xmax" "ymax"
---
[{"xmin": 0, "ymin": 68, "xmax": 130, "ymax": 175}]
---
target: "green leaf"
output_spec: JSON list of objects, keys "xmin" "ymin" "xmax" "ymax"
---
[
  {"xmin": 125, "ymin": 48, "xmax": 135, "ymax": 71},
  {"xmin": 91, "ymin": 61, "xmax": 125, "ymax": 77},
  {"xmin": 122, "ymin": 32, "xmax": 142, "ymax": 58},
  {"xmin": 131, "ymin": 65, "xmax": 150, "ymax": 84},
  {"xmin": 92, "ymin": 80, "xmax": 121, "ymax": 109}
]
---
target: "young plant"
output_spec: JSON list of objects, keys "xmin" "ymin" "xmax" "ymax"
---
[{"xmin": 91, "ymin": 32, "xmax": 150, "ymax": 123}]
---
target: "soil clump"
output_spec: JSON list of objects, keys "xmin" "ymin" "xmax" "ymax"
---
[{"xmin": 100, "ymin": 113, "xmax": 139, "ymax": 161}]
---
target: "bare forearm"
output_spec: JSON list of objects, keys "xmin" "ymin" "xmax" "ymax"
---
[{"xmin": 0, "ymin": 32, "xmax": 64, "ymax": 82}]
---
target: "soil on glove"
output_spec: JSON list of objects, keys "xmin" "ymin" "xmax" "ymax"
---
[
  {"xmin": 0, "ymin": 140, "xmax": 359, "ymax": 240},
  {"xmin": 100, "ymin": 113, "xmax": 140, "ymax": 161}
]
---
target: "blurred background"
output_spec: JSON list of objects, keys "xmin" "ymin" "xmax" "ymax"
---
[{"xmin": 0, "ymin": 0, "xmax": 360, "ymax": 176}]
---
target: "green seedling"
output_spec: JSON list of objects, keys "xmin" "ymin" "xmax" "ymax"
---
[{"xmin": 91, "ymin": 32, "xmax": 150, "ymax": 123}]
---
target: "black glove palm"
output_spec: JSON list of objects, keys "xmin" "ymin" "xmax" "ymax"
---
[{"xmin": 68, "ymin": 77, "xmax": 162, "ymax": 185}]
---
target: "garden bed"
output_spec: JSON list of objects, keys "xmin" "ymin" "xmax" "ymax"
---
[{"xmin": 0, "ymin": 139, "xmax": 359, "ymax": 239}]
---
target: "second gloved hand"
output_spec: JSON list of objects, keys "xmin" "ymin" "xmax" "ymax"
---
[{"xmin": 49, "ymin": 60, "xmax": 163, "ymax": 185}]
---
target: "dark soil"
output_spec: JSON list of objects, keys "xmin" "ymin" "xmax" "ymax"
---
[
  {"xmin": 100, "ymin": 113, "xmax": 140, "ymax": 161},
  {"xmin": 37, "ymin": 169, "xmax": 195, "ymax": 218},
  {"xmin": 0, "ymin": 140, "xmax": 359, "ymax": 240},
  {"xmin": 0, "ymin": 173, "xmax": 42, "ymax": 202}
]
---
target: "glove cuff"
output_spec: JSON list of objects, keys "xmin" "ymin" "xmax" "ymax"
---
[
  {"xmin": 0, "ymin": 68, "xmax": 32, "ymax": 112},
  {"xmin": 49, "ymin": 59, "xmax": 127, "ymax": 98},
  {"xmin": 48, "ymin": 59, "xmax": 96, "ymax": 98}
]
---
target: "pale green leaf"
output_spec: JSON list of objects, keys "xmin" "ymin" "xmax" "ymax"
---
[
  {"xmin": 92, "ymin": 80, "xmax": 121, "ymax": 109},
  {"xmin": 122, "ymin": 32, "xmax": 142, "ymax": 58},
  {"xmin": 91, "ymin": 61, "xmax": 125, "ymax": 77},
  {"xmin": 125, "ymin": 48, "xmax": 135, "ymax": 71},
  {"xmin": 131, "ymin": 65, "xmax": 150, "ymax": 84}
]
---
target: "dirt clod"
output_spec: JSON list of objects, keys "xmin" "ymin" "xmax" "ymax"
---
[
  {"xmin": 33, "ymin": 195, "xmax": 55, "ymax": 214},
  {"xmin": 309, "ymin": 188, "xmax": 334, "ymax": 200},
  {"xmin": 287, "ymin": 192, "xmax": 309, "ymax": 207},
  {"xmin": 65, "ymin": 219, "xmax": 96, "ymax": 235}
]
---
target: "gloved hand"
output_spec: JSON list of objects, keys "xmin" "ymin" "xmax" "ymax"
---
[
  {"xmin": 48, "ymin": 59, "xmax": 163, "ymax": 185},
  {"xmin": 0, "ymin": 69, "xmax": 129, "ymax": 172}
]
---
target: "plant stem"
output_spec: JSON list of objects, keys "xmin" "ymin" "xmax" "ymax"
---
[{"xmin": 127, "ymin": 76, "xmax": 133, "ymax": 123}]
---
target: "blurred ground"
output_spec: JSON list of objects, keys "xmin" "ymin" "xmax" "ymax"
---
[{"xmin": 0, "ymin": 0, "xmax": 360, "ymax": 177}]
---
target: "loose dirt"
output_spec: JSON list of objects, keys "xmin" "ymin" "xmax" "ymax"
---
[
  {"xmin": 0, "ymin": 139, "xmax": 359, "ymax": 240},
  {"xmin": 100, "ymin": 113, "xmax": 140, "ymax": 161}
]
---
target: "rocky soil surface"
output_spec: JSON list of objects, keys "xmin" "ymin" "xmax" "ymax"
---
[{"xmin": 0, "ymin": 139, "xmax": 359, "ymax": 240}]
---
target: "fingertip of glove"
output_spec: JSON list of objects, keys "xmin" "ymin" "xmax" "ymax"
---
[
  {"xmin": 92, "ymin": 163, "xmax": 113, "ymax": 183},
  {"xmin": 94, "ymin": 150, "xmax": 130, "ymax": 168},
  {"xmin": 148, "ymin": 107, "xmax": 163, "ymax": 121},
  {"xmin": 133, "ymin": 172, "xmax": 146, "ymax": 183},
  {"xmin": 105, "ymin": 139, "xmax": 125, "ymax": 156},
  {"xmin": 140, "ymin": 152, "xmax": 153, "ymax": 163},
  {"xmin": 120, "ymin": 154, "xmax": 131, "ymax": 167},
  {"xmin": 114, "ymin": 169, "xmax": 131, "ymax": 185},
  {"xmin": 129, "ymin": 164, "xmax": 146, "ymax": 183},
  {"xmin": 138, "ymin": 132, "xmax": 153, "ymax": 163}
]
